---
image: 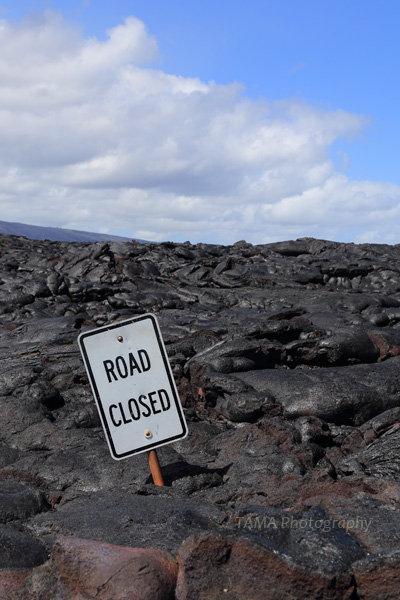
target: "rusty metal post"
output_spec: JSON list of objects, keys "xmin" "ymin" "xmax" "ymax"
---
[{"xmin": 147, "ymin": 449, "xmax": 164, "ymax": 486}]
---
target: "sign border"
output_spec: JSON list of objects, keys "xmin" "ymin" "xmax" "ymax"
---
[{"xmin": 78, "ymin": 313, "xmax": 188, "ymax": 459}]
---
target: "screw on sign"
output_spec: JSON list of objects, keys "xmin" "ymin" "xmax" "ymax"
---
[{"xmin": 78, "ymin": 313, "xmax": 188, "ymax": 486}]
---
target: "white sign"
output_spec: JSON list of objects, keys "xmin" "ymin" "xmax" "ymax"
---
[{"xmin": 78, "ymin": 313, "xmax": 188, "ymax": 460}]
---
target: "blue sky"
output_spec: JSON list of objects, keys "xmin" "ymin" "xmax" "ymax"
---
[{"xmin": 0, "ymin": 0, "xmax": 399, "ymax": 244}]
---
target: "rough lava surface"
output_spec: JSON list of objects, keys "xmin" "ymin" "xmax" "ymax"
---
[{"xmin": 1, "ymin": 233, "xmax": 400, "ymax": 599}]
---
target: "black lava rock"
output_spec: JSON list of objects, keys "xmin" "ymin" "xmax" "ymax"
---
[{"xmin": 1, "ymin": 233, "xmax": 400, "ymax": 598}]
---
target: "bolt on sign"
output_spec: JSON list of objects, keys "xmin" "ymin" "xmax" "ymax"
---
[{"xmin": 78, "ymin": 314, "xmax": 188, "ymax": 460}]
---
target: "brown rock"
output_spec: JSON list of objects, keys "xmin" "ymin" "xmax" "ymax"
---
[
  {"xmin": 291, "ymin": 475, "xmax": 400, "ymax": 513},
  {"xmin": 0, "ymin": 570, "xmax": 31, "ymax": 596},
  {"xmin": 353, "ymin": 553, "xmax": 400, "ymax": 600},
  {"xmin": 50, "ymin": 536, "xmax": 178, "ymax": 600},
  {"xmin": 176, "ymin": 534, "xmax": 355, "ymax": 600}
]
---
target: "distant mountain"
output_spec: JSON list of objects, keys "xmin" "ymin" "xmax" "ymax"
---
[{"xmin": 0, "ymin": 220, "xmax": 151, "ymax": 243}]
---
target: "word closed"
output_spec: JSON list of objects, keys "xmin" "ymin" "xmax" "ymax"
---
[{"xmin": 109, "ymin": 388, "xmax": 171, "ymax": 427}]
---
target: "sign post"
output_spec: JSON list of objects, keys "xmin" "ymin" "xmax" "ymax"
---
[
  {"xmin": 78, "ymin": 313, "xmax": 188, "ymax": 484},
  {"xmin": 147, "ymin": 449, "xmax": 165, "ymax": 486}
]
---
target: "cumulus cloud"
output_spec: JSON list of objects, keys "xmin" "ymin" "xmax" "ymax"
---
[{"xmin": 0, "ymin": 10, "xmax": 400, "ymax": 244}]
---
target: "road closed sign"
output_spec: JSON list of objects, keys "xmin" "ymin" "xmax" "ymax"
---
[{"xmin": 78, "ymin": 313, "xmax": 188, "ymax": 460}]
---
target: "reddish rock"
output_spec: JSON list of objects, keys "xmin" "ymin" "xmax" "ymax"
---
[
  {"xmin": 176, "ymin": 534, "xmax": 355, "ymax": 600},
  {"xmin": 0, "ymin": 570, "xmax": 31, "ymax": 596},
  {"xmin": 231, "ymin": 473, "xmax": 305, "ymax": 508},
  {"xmin": 290, "ymin": 475, "xmax": 400, "ymax": 513},
  {"xmin": 387, "ymin": 347, "xmax": 400, "ymax": 357},
  {"xmin": 50, "ymin": 536, "xmax": 177, "ymax": 600},
  {"xmin": 353, "ymin": 553, "xmax": 400, "ymax": 600},
  {"xmin": 365, "ymin": 331, "xmax": 391, "ymax": 360}
]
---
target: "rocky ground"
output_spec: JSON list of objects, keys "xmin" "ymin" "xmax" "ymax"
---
[{"xmin": 1, "ymin": 233, "xmax": 400, "ymax": 599}]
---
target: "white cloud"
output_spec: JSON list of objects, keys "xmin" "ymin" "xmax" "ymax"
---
[{"xmin": 0, "ymin": 10, "xmax": 400, "ymax": 244}]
